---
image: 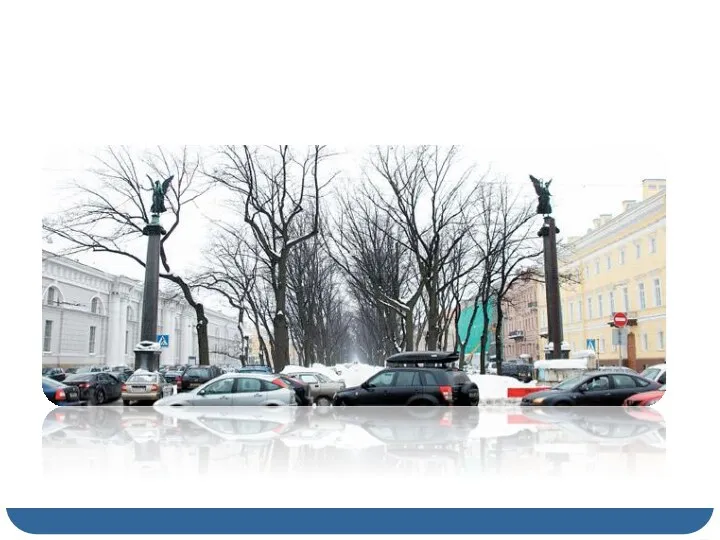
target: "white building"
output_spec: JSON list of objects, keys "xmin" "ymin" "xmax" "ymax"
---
[{"xmin": 42, "ymin": 251, "xmax": 245, "ymax": 368}]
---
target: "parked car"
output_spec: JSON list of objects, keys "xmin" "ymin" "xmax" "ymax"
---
[
  {"xmin": 521, "ymin": 370, "xmax": 662, "ymax": 406},
  {"xmin": 42, "ymin": 376, "xmax": 85, "ymax": 406},
  {"xmin": 623, "ymin": 385, "xmax": 665, "ymax": 406},
  {"xmin": 334, "ymin": 351, "xmax": 480, "ymax": 406},
  {"xmin": 75, "ymin": 366, "xmax": 103, "ymax": 374},
  {"xmin": 42, "ymin": 367, "xmax": 66, "ymax": 382},
  {"xmin": 276, "ymin": 375, "xmax": 313, "ymax": 406},
  {"xmin": 639, "ymin": 363, "xmax": 666, "ymax": 385},
  {"xmin": 234, "ymin": 365, "xmax": 273, "ymax": 374},
  {"xmin": 154, "ymin": 373, "xmax": 297, "ymax": 406},
  {"xmin": 288, "ymin": 372, "xmax": 344, "ymax": 406},
  {"xmin": 112, "ymin": 369, "xmax": 135, "ymax": 383},
  {"xmin": 163, "ymin": 370, "xmax": 183, "ymax": 387},
  {"xmin": 63, "ymin": 372, "xmax": 123, "ymax": 405},
  {"xmin": 178, "ymin": 365, "xmax": 223, "ymax": 392},
  {"xmin": 64, "ymin": 367, "xmax": 79, "ymax": 374},
  {"xmin": 501, "ymin": 359, "xmax": 533, "ymax": 382},
  {"xmin": 122, "ymin": 371, "xmax": 172, "ymax": 405}
]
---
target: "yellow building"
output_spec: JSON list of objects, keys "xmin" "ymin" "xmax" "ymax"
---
[{"xmin": 545, "ymin": 179, "xmax": 666, "ymax": 370}]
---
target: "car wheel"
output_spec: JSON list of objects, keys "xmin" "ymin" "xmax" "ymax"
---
[
  {"xmin": 122, "ymin": 399, "xmax": 131, "ymax": 406},
  {"xmin": 316, "ymin": 396, "xmax": 331, "ymax": 407},
  {"xmin": 95, "ymin": 389, "xmax": 106, "ymax": 405}
]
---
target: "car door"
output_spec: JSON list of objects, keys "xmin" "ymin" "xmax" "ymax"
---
[
  {"xmin": 576, "ymin": 375, "xmax": 613, "ymax": 405},
  {"xmin": 190, "ymin": 377, "xmax": 235, "ymax": 406},
  {"xmin": 356, "ymin": 370, "xmax": 396, "ymax": 405},
  {"xmin": 231, "ymin": 377, "xmax": 267, "ymax": 406},
  {"xmin": 297, "ymin": 374, "xmax": 321, "ymax": 399},
  {"xmin": 314, "ymin": 373, "xmax": 343, "ymax": 397},
  {"xmin": 610, "ymin": 374, "xmax": 650, "ymax": 405},
  {"xmin": 387, "ymin": 369, "xmax": 422, "ymax": 405}
]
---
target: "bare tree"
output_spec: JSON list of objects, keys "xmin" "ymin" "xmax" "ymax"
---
[
  {"xmin": 42, "ymin": 146, "xmax": 214, "ymax": 364},
  {"xmin": 208, "ymin": 146, "xmax": 335, "ymax": 371},
  {"xmin": 367, "ymin": 146, "xmax": 479, "ymax": 350}
]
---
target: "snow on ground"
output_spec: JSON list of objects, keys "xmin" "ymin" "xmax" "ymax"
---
[{"xmin": 471, "ymin": 374, "xmax": 537, "ymax": 400}]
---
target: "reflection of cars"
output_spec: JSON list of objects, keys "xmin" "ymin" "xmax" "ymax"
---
[
  {"xmin": 288, "ymin": 372, "xmax": 344, "ymax": 406},
  {"xmin": 639, "ymin": 364, "xmax": 666, "ymax": 385},
  {"xmin": 63, "ymin": 372, "xmax": 123, "ymax": 404},
  {"xmin": 42, "ymin": 376, "xmax": 84, "ymax": 405},
  {"xmin": 623, "ymin": 385, "xmax": 665, "ymax": 406},
  {"xmin": 333, "ymin": 353, "xmax": 479, "ymax": 406},
  {"xmin": 122, "ymin": 371, "xmax": 172, "ymax": 405},
  {"xmin": 155, "ymin": 373, "xmax": 297, "ymax": 406},
  {"xmin": 521, "ymin": 371, "xmax": 661, "ymax": 406},
  {"xmin": 42, "ymin": 367, "xmax": 66, "ymax": 382}
]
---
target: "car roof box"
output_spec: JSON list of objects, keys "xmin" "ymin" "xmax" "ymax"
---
[{"xmin": 385, "ymin": 351, "xmax": 460, "ymax": 367}]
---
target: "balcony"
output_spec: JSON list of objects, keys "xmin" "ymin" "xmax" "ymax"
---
[{"xmin": 509, "ymin": 330, "xmax": 525, "ymax": 340}]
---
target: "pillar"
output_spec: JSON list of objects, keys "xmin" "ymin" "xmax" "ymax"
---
[
  {"xmin": 106, "ymin": 290, "xmax": 123, "ymax": 366},
  {"xmin": 135, "ymin": 217, "xmax": 165, "ymax": 371},
  {"xmin": 162, "ymin": 301, "xmax": 177, "ymax": 365}
]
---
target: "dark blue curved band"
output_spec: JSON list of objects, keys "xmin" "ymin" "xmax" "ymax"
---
[{"xmin": 6, "ymin": 508, "xmax": 713, "ymax": 534}]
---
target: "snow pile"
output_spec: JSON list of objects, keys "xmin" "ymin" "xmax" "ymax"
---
[
  {"xmin": 280, "ymin": 364, "xmax": 343, "ymax": 381},
  {"xmin": 335, "ymin": 364, "xmax": 383, "ymax": 388},
  {"xmin": 471, "ymin": 374, "xmax": 537, "ymax": 402}
]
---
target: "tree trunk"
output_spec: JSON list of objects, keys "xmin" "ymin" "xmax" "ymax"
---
[
  {"xmin": 273, "ymin": 257, "xmax": 290, "ymax": 370},
  {"xmin": 195, "ymin": 303, "xmax": 210, "ymax": 366},
  {"xmin": 404, "ymin": 309, "xmax": 415, "ymax": 351},
  {"xmin": 494, "ymin": 301, "xmax": 504, "ymax": 375},
  {"xmin": 426, "ymin": 285, "xmax": 439, "ymax": 350},
  {"xmin": 479, "ymin": 301, "xmax": 490, "ymax": 375}
]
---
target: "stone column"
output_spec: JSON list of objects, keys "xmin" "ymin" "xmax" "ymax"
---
[{"xmin": 135, "ymin": 217, "xmax": 165, "ymax": 371}]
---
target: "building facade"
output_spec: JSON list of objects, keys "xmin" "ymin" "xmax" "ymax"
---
[
  {"xmin": 503, "ymin": 276, "xmax": 543, "ymax": 361},
  {"xmin": 548, "ymin": 179, "xmax": 666, "ymax": 370},
  {"xmin": 42, "ymin": 251, "xmax": 248, "ymax": 368}
]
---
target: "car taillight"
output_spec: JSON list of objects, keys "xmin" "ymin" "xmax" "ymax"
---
[
  {"xmin": 272, "ymin": 378, "xmax": 287, "ymax": 388},
  {"xmin": 121, "ymin": 384, "xmax": 127, "ymax": 392},
  {"xmin": 54, "ymin": 389, "xmax": 66, "ymax": 401},
  {"xmin": 439, "ymin": 385, "xmax": 453, "ymax": 403},
  {"xmin": 79, "ymin": 383, "xmax": 90, "ymax": 388},
  {"xmin": 150, "ymin": 384, "xmax": 159, "ymax": 392}
]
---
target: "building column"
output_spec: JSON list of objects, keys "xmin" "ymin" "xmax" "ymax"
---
[
  {"xmin": 162, "ymin": 301, "xmax": 177, "ymax": 365},
  {"xmin": 180, "ymin": 311, "xmax": 193, "ymax": 365},
  {"xmin": 118, "ymin": 295, "xmax": 128, "ymax": 365},
  {"xmin": 106, "ymin": 291, "xmax": 123, "ymax": 366}
]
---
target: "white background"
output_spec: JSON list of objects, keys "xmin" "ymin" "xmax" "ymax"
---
[{"xmin": 1, "ymin": 0, "xmax": 719, "ymax": 538}]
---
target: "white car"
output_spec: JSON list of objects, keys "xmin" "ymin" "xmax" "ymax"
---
[
  {"xmin": 639, "ymin": 363, "xmax": 666, "ymax": 385},
  {"xmin": 154, "ymin": 372, "xmax": 297, "ymax": 407}
]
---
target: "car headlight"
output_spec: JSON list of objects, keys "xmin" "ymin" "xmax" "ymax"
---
[
  {"xmin": 532, "ymin": 397, "xmax": 545, "ymax": 405},
  {"xmin": 645, "ymin": 399, "xmax": 659, "ymax": 406}
]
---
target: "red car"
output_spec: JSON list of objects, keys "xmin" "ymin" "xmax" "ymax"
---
[{"xmin": 623, "ymin": 385, "xmax": 665, "ymax": 406}]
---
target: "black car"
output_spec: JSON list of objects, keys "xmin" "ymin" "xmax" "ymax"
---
[
  {"xmin": 63, "ymin": 372, "xmax": 123, "ymax": 405},
  {"xmin": 178, "ymin": 365, "xmax": 222, "ymax": 392},
  {"xmin": 277, "ymin": 374, "xmax": 313, "ymax": 406},
  {"xmin": 333, "ymin": 351, "xmax": 480, "ymax": 406},
  {"xmin": 521, "ymin": 370, "xmax": 662, "ymax": 406},
  {"xmin": 42, "ymin": 367, "xmax": 66, "ymax": 382},
  {"xmin": 500, "ymin": 359, "xmax": 533, "ymax": 382},
  {"xmin": 42, "ymin": 376, "xmax": 85, "ymax": 405}
]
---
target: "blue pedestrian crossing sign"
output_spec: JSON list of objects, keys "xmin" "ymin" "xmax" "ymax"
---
[
  {"xmin": 586, "ymin": 338, "xmax": 596, "ymax": 351},
  {"xmin": 157, "ymin": 334, "xmax": 170, "ymax": 348}
]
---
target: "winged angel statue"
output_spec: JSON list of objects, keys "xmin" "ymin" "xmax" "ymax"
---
[
  {"xmin": 149, "ymin": 175, "xmax": 174, "ymax": 215},
  {"xmin": 529, "ymin": 175, "xmax": 553, "ymax": 215}
]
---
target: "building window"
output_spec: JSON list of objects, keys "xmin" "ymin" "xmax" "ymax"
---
[
  {"xmin": 638, "ymin": 283, "xmax": 646, "ymax": 310},
  {"xmin": 654, "ymin": 278, "xmax": 662, "ymax": 306},
  {"xmin": 595, "ymin": 261, "xmax": 600, "ymax": 275},
  {"xmin": 45, "ymin": 286, "xmax": 59, "ymax": 306},
  {"xmin": 619, "ymin": 249, "xmax": 625, "ymax": 265},
  {"xmin": 43, "ymin": 320, "xmax": 53, "ymax": 352},
  {"xmin": 597, "ymin": 294, "xmax": 603, "ymax": 318},
  {"xmin": 89, "ymin": 326, "xmax": 96, "ymax": 354},
  {"xmin": 91, "ymin": 298, "xmax": 100, "ymax": 314},
  {"xmin": 587, "ymin": 298, "xmax": 593, "ymax": 320},
  {"xmin": 658, "ymin": 331, "xmax": 665, "ymax": 350},
  {"xmin": 609, "ymin": 291, "xmax": 616, "ymax": 313},
  {"xmin": 599, "ymin": 338, "xmax": 606, "ymax": 353},
  {"xmin": 622, "ymin": 287, "xmax": 630, "ymax": 312},
  {"xmin": 636, "ymin": 243, "xmax": 641, "ymax": 258},
  {"xmin": 577, "ymin": 301, "xmax": 583, "ymax": 321},
  {"xmin": 650, "ymin": 237, "xmax": 657, "ymax": 253},
  {"xmin": 606, "ymin": 256, "xmax": 611, "ymax": 270},
  {"xmin": 642, "ymin": 333, "xmax": 648, "ymax": 351}
]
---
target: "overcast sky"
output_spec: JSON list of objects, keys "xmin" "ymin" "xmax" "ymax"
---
[{"xmin": 42, "ymin": 144, "xmax": 666, "ymax": 302}]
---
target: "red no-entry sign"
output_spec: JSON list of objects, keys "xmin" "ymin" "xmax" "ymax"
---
[{"xmin": 613, "ymin": 312, "xmax": 628, "ymax": 328}]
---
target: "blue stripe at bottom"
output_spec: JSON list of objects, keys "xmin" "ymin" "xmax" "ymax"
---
[{"xmin": 6, "ymin": 508, "xmax": 713, "ymax": 535}]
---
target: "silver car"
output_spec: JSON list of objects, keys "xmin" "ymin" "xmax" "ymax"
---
[
  {"xmin": 122, "ymin": 371, "xmax": 173, "ymax": 405},
  {"xmin": 289, "ymin": 372, "xmax": 345, "ymax": 406},
  {"xmin": 154, "ymin": 373, "xmax": 297, "ymax": 406}
]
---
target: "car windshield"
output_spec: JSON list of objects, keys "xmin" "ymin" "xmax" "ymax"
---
[
  {"xmin": 42, "ymin": 377, "xmax": 65, "ymax": 388},
  {"xmin": 76, "ymin": 367, "xmax": 94, "ymax": 374},
  {"xmin": 42, "ymin": 368, "xmax": 53, "ymax": 374},
  {"xmin": 552, "ymin": 375, "xmax": 585, "ymax": 391},
  {"xmin": 186, "ymin": 368, "xmax": 211, "ymax": 378},
  {"xmin": 65, "ymin": 374, "xmax": 93, "ymax": 382},
  {"xmin": 641, "ymin": 368, "xmax": 660, "ymax": 379}
]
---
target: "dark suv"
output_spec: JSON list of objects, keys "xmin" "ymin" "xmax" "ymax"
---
[
  {"xmin": 332, "ymin": 351, "xmax": 480, "ymax": 406},
  {"xmin": 178, "ymin": 365, "xmax": 223, "ymax": 392}
]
